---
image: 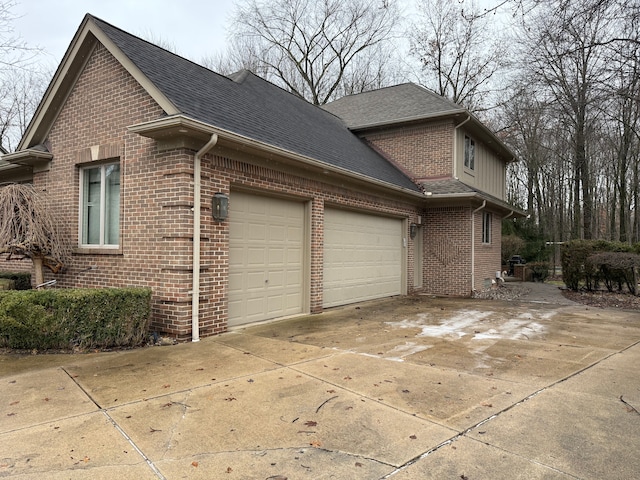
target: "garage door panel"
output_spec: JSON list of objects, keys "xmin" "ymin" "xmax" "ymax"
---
[
  {"xmin": 324, "ymin": 209, "xmax": 402, "ymax": 308},
  {"xmin": 229, "ymin": 192, "xmax": 305, "ymax": 326}
]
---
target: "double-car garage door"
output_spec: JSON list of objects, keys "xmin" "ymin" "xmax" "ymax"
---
[{"xmin": 228, "ymin": 192, "xmax": 403, "ymax": 326}]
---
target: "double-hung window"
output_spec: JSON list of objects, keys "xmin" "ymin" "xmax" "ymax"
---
[
  {"xmin": 80, "ymin": 162, "xmax": 120, "ymax": 247},
  {"xmin": 482, "ymin": 212, "xmax": 492, "ymax": 244},
  {"xmin": 464, "ymin": 135, "xmax": 475, "ymax": 170}
]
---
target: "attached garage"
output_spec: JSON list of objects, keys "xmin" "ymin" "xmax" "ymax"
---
[
  {"xmin": 323, "ymin": 208, "xmax": 404, "ymax": 308},
  {"xmin": 228, "ymin": 192, "xmax": 306, "ymax": 327}
]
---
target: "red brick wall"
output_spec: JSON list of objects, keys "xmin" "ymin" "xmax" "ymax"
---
[
  {"xmin": 0, "ymin": 256, "xmax": 32, "ymax": 282},
  {"xmin": 473, "ymin": 209, "xmax": 502, "ymax": 291},
  {"xmin": 362, "ymin": 121, "xmax": 454, "ymax": 181},
  {"xmin": 36, "ymin": 43, "xmax": 188, "ymax": 333},
  {"xmin": 422, "ymin": 206, "xmax": 503, "ymax": 295},
  {"xmin": 423, "ymin": 206, "xmax": 472, "ymax": 295}
]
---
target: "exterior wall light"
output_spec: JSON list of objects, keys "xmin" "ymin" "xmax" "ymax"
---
[
  {"xmin": 410, "ymin": 223, "xmax": 418, "ymax": 239},
  {"xmin": 212, "ymin": 192, "xmax": 229, "ymax": 221}
]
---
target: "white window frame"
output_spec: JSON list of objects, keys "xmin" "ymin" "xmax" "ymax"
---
[
  {"xmin": 482, "ymin": 211, "xmax": 492, "ymax": 244},
  {"xmin": 464, "ymin": 135, "xmax": 475, "ymax": 171},
  {"xmin": 78, "ymin": 162, "xmax": 120, "ymax": 248}
]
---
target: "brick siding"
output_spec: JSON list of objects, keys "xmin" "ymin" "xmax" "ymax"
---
[{"xmin": 362, "ymin": 121, "xmax": 454, "ymax": 181}]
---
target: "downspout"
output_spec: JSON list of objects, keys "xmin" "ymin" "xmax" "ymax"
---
[
  {"xmin": 470, "ymin": 200, "xmax": 486, "ymax": 293},
  {"xmin": 453, "ymin": 115, "xmax": 471, "ymax": 179},
  {"xmin": 191, "ymin": 134, "xmax": 218, "ymax": 342}
]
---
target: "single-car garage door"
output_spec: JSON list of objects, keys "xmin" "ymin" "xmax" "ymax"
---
[
  {"xmin": 323, "ymin": 208, "xmax": 403, "ymax": 308},
  {"xmin": 228, "ymin": 192, "xmax": 305, "ymax": 327}
]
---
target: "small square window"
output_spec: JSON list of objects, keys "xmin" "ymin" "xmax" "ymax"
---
[
  {"xmin": 464, "ymin": 135, "xmax": 475, "ymax": 170},
  {"xmin": 482, "ymin": 212, "xmax": 492, "ymax": 244},
  {"xmin": 79, "ymin": 162, "xmax": 120, "ymax": 247}
]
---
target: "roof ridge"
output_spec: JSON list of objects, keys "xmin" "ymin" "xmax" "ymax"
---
[{"xmin": 88, "ymin": 14, "xmax": 235, "ymax": 84}]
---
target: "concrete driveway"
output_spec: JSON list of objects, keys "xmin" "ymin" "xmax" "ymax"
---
[{"xmin": 1, "ymin": 283, "xmax": 639, "ymax": 479}]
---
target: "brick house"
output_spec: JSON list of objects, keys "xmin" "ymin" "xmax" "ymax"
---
[{"xmin": 0, "ymin": 15, "xmax": 523, "ymax": 340}]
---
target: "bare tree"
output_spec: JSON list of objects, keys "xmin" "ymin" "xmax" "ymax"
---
[
  {"xmin": 408, "ymin": 0, "xmax": 507, "ymax": 111},
  {"xmin": 0, "ymin": 0, "xmax": 39, "ymax": 72},
  {"xmin": 0, "ymin": 1, "xmax": 48, "ymax": 151},
  {"xmin": 222, "ymin": 0, "xmax": 401, "ymax": 105},
  {"xmin": 519, "ymin": 0, "xmax": 614, "ymax": 240},
  {"xmin": 0, "ymin": 67, "xmax": 49, "ymax": 151},
  {"xmin": 0, "ymin": 184, "xmax": 69, "ymax": 286}
]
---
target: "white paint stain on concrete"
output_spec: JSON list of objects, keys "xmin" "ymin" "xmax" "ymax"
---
[
  {"xmin": 386, "ymin": 309, "xmax": 554, "ymax": 341},
  {"xmin": 383, "ymin": 342, "xmax": 432, "ymax": 361}
]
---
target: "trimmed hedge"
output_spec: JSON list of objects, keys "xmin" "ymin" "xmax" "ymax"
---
[
  {"xmin": 0, "ymin": 272, "xmax": 31, "ymax": 290},
  {"xmin": 0, "ymin": 288, "xmax": 151, "ymax": 350},
  {"xmin": 561, "ymin": 240, "xmax": 638, "ymax": 292},
  {"xmin": 587, "ymin": 252, "xmax": 640, "ymax": 295}
]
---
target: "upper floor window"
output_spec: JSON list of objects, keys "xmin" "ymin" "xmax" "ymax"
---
[
  {"xmin": 482, "ymin": 211, "xmax": 492, "ymax": 244},
  {"xmin": 464, "ymin": 135, "xmax": 475, "ymax": 170},
  {"xmin": 79, "ymin": 162, "xmax": 120, "ymax": 247}
]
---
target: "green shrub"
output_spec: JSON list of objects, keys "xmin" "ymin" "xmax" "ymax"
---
[
  {"xmin": 528, "ymin": 262, "xmax": 550, "ymax": 282},
  {"xmin": 587, "ymin": 252, "xmax": 640, "ymax": 295},
  {"xmin": 561, "ymin": 240, "xmax": 635, "ymax": 291},
  {"xmin": 0, "ymin": 272, "xmax": 31, "ymax": 290},
  {"xmin": 0, "ymin": 287, "xmax": 151, "ymax": 350}
]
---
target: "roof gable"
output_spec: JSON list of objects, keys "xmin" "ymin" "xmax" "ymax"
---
[
  {"xmin": 323, "ymin": 83, "xmax": 517, "ymax": 163},
  {"xmin": 19, "ymin": 15, "xmax": 178, "ymax": 150},
  {"xmin": 19, "ymin": 15, "xmax": 419, "ymax": 193}
]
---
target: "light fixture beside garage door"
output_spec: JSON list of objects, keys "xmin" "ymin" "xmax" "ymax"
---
[{"xmin": 212, "ymin": 192, "xmax": 229, "ymax": 221}]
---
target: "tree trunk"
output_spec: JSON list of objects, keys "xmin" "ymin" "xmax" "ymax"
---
[{"xmin": 33, "ymin": 257, "xmax": 44, "ymax": 288}]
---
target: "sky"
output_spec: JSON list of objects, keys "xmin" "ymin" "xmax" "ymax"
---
[
  {"xmin": 13, "ymin": 0, "xmax": 238, "ymax": 67},
  {"xmin": 12, "ymin": 0, "xmax": 507, "ymax": 71}
]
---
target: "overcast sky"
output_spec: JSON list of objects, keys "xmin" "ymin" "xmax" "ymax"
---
[
  {"xmin": 13, "ymin": 1, "xmax": 506, "ymax": 72},
  {"xmin": 14, "ymin": 0, "xmax": 237, "ymax": 67}
]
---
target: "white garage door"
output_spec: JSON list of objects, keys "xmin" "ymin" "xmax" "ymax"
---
[
  {"xmin": 228, "ymin": 192, "xmax": 305, "ymax": 327},
  {"xmin": 323, "ymin": 209, "xmax": 403, "ymax": 308}
]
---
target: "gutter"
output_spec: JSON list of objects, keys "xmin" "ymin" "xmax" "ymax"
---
[
  {"xmin": 453, "ymin": 115, "xmax": 471, "ymax": 179},
  {"xmin": 470, "ymin": 200, "xmax": 486, "ymax": 293},
  {"xmin": 128, "ymin": 115, "xmax": 425, "ymax": 200},
  {"xmin": 191, "ymin": 133, "xmax": 218, "ymax": 342}
]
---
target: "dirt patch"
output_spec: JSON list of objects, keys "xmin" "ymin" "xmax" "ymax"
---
[{"xmin": 561, "ymin": 289, "xmax": 640, "ymax": 310}]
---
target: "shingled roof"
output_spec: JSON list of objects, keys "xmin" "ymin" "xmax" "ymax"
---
[
  {"xmin": 88, "ymin": 16, "xmax": 420, "ymax": 193},
  {"xmin": 322, "ymin": 83, "xmax": 466, "ymax": 130}
]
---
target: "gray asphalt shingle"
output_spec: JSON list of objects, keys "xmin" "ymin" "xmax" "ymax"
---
[
  {"xmin": 322, "ymin": 83, "xmax": 465, "ymax": 129},
  {"xmin": 91, "ymin": 16, "xmax": 420, "ymax": 193}
]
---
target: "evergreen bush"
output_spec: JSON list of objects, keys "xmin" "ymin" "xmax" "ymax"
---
[
  {"xmin": 0, "ymin": 272, "xmax": 31, "ymax": 290},
  {"xmin": 0, "ymin": 287, "xmax": 151, "ymax": 350}
]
